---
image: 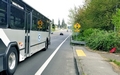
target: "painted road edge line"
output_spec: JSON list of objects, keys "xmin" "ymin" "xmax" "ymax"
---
[{"xmin": 35, "ymin": 34, "xmax": 71, "ymax": 75}]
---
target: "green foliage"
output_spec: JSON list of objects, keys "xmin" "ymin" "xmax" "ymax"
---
[
  {"xmin": 82, "ymin": 28, "xmax": 96, "ymax": 39},
  {"xmin": 52, "ymin": 24, "xmax": 55, "ymax": 29},
  {"xmin": 110, "ymin": 59, "xmax": 120, "ymax": 66},
  {"xmin": 68, "ymin": 7, "xmax": 77, "ymax": 25},
  {"xmin": 74, "ymin": 28, "xmax": 120, "ymax": 52},
  {"xmin": 112, "ymin": 8, "xmax": 120, "ymax": 32},
  {"xmin": 72, "ymin": 33, "xmax": 85, "ymax": 41},
  {"xmin": 69, "ymin": 0, "xmax": 120, "ymax": 52},
  {"xmin": 86, "ymin": 29, "xmax": 120, "ymax": 51},
  {"xmin": 61, "ymin": 19, "xmax": 66, "ymax": 29},
  {"xmin": 68, "ymin": 0, "xmax": 120, "ymax": 31}
]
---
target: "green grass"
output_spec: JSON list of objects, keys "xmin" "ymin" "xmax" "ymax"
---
[{"xmin": 110, "ymin": 59, "xmax": 120, "ymax": 66}]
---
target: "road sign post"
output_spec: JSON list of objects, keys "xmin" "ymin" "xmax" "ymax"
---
[{"xmin": 74, "ymin": 23, "xmax": 81, "ymax": 40}]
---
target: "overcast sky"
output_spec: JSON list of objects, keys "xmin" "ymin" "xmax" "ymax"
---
[{"xmin": 23, "ymin": 0, "xmax": 85, "ymax": 24}]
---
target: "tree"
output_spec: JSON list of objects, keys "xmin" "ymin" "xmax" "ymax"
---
[
  {"xmin": 68, "ymin": 0, "xmax": 120, "ymax": 31},
  {"xmin": 68, "ymin": 7, "xmax": 78, "ymax": 25},
  {"xmin": 58, "ymin": 19, "xmax": 60, "ymax": 28},
  {"xmin": 52, "ymin": 19, "xmax": 55, "ymax": 30},
  {"xmin": 112, "ymin": 8, "xmax": 120, "ymax": 32},
  {"xmin": 61, "ymin": 19, "xmax": 67, "ymax": 29},
  {"xmin": 52, "ymin": 19, "xmax": 54, "ymax": 25}
]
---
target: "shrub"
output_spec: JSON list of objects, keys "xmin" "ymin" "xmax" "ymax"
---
[
  {"xmin": 73, "ymin": 28, "xmax": 120, "ymax": 52},
  {"xmin": 72, "ymin": 33, "xmax": 85, "ymax": 41},
  {"xmin": 85, "ymin": 29, "xmax": 120, "ymax": 51}
]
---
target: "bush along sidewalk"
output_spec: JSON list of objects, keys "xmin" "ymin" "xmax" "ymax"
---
[
  {"xmin": 71, "ymin": 35, "xmax": 86, "ymax": 46},
  {"xmin": 72, "ymin": 28, "xmax": 120, "ymax": 53}
]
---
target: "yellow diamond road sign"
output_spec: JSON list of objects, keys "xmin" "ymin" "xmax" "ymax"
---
[
  {"xmin": 74, "ymin": 23, "xmax": 81, "ymax": 29},
  {"xmin": 37, "ymin": 20, "xmax": 43, "ymax": 28},
  {"xmin": 74, "ymin": 23, "xmax": 81, "ymax": 32},
  {"xmin": 38, "ymin": 20, "xmax": 43, "ymax": 25}
]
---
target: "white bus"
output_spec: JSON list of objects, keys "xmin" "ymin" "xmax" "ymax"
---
[{"xmin": 0, "ymin": 0, "xmax": 51, "ymax": 75}]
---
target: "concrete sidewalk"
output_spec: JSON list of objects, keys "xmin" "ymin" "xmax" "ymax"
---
[{"xmin": 73, "ymin": 46, "xmax": 120, "ymax": 75}]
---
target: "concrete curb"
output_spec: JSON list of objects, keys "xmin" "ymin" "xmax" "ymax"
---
[
  {"xmin": 70, "ymin": 36, "xmax": 85, "ymax": 75},
  {"xmin": 72, "ymin": 46, "xmax": 84, "ymax": 75}
]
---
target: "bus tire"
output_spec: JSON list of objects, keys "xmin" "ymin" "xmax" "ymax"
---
[
  {"xmin": 44, "ymin": 39, "xmax": 48, "ymax": 51},
  {"xmin": 6, "ymin": 47, "xmax": 18, "ymax": 75}
]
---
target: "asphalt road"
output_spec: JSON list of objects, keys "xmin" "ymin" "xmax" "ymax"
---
[{"xmin": 13, "ymin": 30, "xmax": 77, "ymax": 75}]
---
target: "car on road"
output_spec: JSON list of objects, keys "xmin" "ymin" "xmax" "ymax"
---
[{"xmin": 60, "ymin": 32, "xmax": 63, "ymax": 35}]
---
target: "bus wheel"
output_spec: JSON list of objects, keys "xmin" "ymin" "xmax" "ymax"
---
[
  {"xmin": 44, "ymin": 39, "xmax": 48, "ymax": 51},
  {"xmin": 6, "ymin": 47, "xmax": 18, "ymax": 75}
]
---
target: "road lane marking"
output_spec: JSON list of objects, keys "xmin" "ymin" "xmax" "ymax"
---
[
  {"xmin": 76, "ymin": 50, "xmax": 86, "ymax": 56},
  {"xmin": 35, "ymin": 34, "xmax": 71, "ymax": 75}
]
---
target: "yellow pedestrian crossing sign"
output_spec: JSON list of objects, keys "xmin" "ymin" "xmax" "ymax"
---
[
  {"xmin": 74, "ymin": 23, "xmax": 81, "ymax": 32},
  {"xmin": 74, "ymin": 23, "xmax": 81, "ymax": 29},
  {"xmin": 37, "ymin": 20, "xmax": 43, "ymax": 29}
]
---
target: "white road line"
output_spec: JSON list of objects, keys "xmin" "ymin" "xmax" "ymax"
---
[{"xmin": 35, "ymin": 35, "xmax": 71, "ymax": 75}]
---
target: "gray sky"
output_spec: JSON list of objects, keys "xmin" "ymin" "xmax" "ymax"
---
[{"xmin": 23, "ymin": 0, "xmax": 85, "ymax": 24}]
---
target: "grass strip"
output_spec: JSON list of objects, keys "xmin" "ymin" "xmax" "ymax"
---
[{"xmin": 110, "ymin": 59, "xmax": 120, "ymax": 67}]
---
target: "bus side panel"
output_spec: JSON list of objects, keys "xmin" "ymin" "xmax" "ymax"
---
[
  {"xmin": 30, "ymin": 31, "xmax": 49, "ymax": 54},
  {"xmin": 3, "ymin": 29, "xmax": 26, "ymax": 61},
  {"xmin": 3, "ymin": 29, "xmax": 25, "ymax": 49}
]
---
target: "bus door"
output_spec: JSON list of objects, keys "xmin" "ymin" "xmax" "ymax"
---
[{"xmin": 25, "ymin": 10, "xmax": 32, "ymax": 56}]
